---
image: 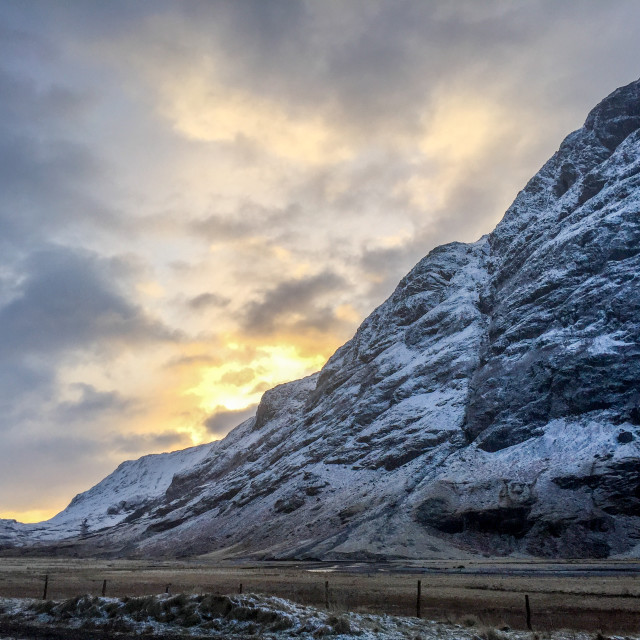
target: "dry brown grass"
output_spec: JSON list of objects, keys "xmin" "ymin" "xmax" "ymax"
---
[{"xmin": 0, "ymin": 557, "xmax": 638, "ymax": 633}]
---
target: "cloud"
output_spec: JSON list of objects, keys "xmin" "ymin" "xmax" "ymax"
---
[
  {"xmin": 192, "ymin": 202, "xmax": 303, "ymax": 243},
  {"xmin": 219, "ymin": 368, "xmax": 256, "ymax": 387},
  {"xmin": 188, "ymin": 292, "xmax": 230, "ymax": 310},
  {"xmin": 0, "ymin": 243, "xmax": 178, "ymax": 459},
  {"xmin": 132, "ymin": 1, "xmax": 637, "ymax": 150},
  {"xmin": 55, "ymin": 384, "xmax": 138, "ymax": 424},
  {"xmin": 108, "ymin": 431, "xmax": 190, "ymax": 456},
  {"xmin": 0, "ymin": 360, "xmax": 55, "ymax": 427},
  {"xmin": 163, "ymin": 353, "xmax": 222, "ymax": 370},
  {"xmin": 241, "ymin": 271, "xmax": 346, "ymax": 335},
  {"xmin": 0, "ymin": 246, "xmax": 177, "ymax": 359},
  {"xmin": 0, "ymin": 64, "xmax": 127, "ymax": 248},
  {"xmin": 158, "ymin": 72, "xmax": 351, "ymax": 164},
  {"xmin": 0, "ymin": 431, "xmax": 108, "ymax": 517},
  {"xmin": 204, "ymin": 405, "xmax": 258, "ymax": 439}
]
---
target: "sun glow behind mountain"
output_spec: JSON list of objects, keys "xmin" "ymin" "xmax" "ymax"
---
[{"xmin": 185, "ymin": 342, "xmax": 328, "ymax": 439}]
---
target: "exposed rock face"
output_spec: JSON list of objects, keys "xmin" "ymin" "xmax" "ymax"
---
[
  {"xmin": 3, "ymin": 79, "xmax": 640, "ymax": 559},
  {"xmin": 465, "ymin": 79, "xmax": 640, "ymax": 455}
]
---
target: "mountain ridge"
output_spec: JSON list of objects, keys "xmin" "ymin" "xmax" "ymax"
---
[{"xmin": 2, "ymin": 78, "xmax": 640, "ymax": 560}]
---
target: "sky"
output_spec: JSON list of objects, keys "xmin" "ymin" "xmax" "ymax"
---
[{"xmin": 1, "ymin": 1, "xmax": 639, "ymax": 523}]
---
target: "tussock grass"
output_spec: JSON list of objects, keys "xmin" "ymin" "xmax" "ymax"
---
[{"xmin": 481, "ymin": 626, "xmax": 509, "ymax": 640}]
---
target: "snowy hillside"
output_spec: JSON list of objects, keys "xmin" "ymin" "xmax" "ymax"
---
[
  {"xmin": 2, "ymin": 78, "xmax": 639, "ymax": 559},
  {"xmin": 0, "ymin": 442, "xmax": 214, "ymax": 547}
]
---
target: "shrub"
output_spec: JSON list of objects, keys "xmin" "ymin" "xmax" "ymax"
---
[
  {"xmin": 327, "ymin": 614, "xmax": 351, "ymax": 634},
  {"xmin": 181, "ymin": 612, "xmax": 201, "ymax": 627},
  {"xmin": 482, "ymin": 627, "xmax": 508, "ymax": 640},
  {"xmin": 122, "ymin": 595, "xmax": 162, "ymax": 619},
  {"xmin": 102, "ymin": 617, "xmax": 133, "ymax": 633},
  {"xmin": 198, "ymin": 594, "xmax": 233, "ymax": 617},
  {"xmin": 166, "ymin": 593, "xmax": 188, "ymax": 608},
  {"xmin": 30, "ymin": 600, "xmax": 55, "ymax": 615}
]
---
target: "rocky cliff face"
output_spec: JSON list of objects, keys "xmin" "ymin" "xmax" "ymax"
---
[
  {"xmin": 3, "ymin": 79, "xmax": 640, "ymax": 560},
  {"xmin": 466, "ymin": 79, "xmax": 640, "ymax": 454}
]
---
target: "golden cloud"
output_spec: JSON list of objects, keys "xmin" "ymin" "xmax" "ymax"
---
[
  {"xmin": 159, "ymin": 72, "xmax": 352, "ymax": 165},
  {"xmin": 399, "ymin": 89, "xmax": 529, "ymax": 210}
]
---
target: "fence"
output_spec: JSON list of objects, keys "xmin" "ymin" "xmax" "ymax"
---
[{"xmin": 0, "ymin": 566, "xmax": 638, "ymax": 633}]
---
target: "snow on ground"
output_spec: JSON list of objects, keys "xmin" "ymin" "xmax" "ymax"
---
[{"xmin": 0, "ymin": 593, "xmax": 637, "ymax": 640}]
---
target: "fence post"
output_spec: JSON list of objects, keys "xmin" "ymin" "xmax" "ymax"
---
[
  {"xmin": 324, "ymin": 580, "xmax": 329, "ymax": 610},
  {"xmin": 42, "ymin": 574, "xmax": 49, "ymax": 600},
  {"xmin": 239, "ymin": 583, "xmax": 243, "ymax": 594},
  {"xmin": 101, "ymin": 580, "xmax": 107, "ymax": 597},
  {"xmin": 166, "ymin": 584, "xmax": 171, "ymax": 596},
  {"xmin": 525, "ymin": 594, "xmax": 532, "ymax": 630},
  {"xmin": 416, "ymin": 580, "xmax": 421, "ymax": 618}
]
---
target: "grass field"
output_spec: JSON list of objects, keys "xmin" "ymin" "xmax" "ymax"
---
[{"xmin": 0, "ymin": 557, "xmax": 638, "ymax": 633}]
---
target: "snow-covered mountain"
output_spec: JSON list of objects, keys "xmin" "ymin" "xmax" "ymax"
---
[
  {"xmin": 2, "ymin": 78, "xmax": 640, "ymax": 559},
  {"xmin": 0, "ymin": 444, "xmax": 213, "ymax": 548}
]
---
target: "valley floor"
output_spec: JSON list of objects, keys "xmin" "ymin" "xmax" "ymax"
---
[{"xmin": 0, "ymin": 557, "xmax": 639, "ymax": 635}]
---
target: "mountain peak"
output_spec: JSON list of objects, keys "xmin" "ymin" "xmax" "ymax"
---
[{"xmin": 584, "ymin": 77, "xmax": 640, "ymax": 150}]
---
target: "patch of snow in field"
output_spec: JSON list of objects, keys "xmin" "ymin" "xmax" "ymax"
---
[{"xmin": 2, "ymin": 593, "xmax": 636, "ymax": 640}]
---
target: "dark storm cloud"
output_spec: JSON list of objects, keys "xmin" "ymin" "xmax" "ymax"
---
[
  {"xmin": 0, "ymin": 246, "xmax": 177, "ymax": 359},
  {"xmin": 0, "ymin": 43, "xmax": 126, "ymax": 236},
  {"xmin": 0, "ymin": 67, "xmax": 99, "ymax": 243},
  {"xmin": 204, "ymin": 405, "xmax": 257, "ymax": 439},
  {"xmin": 241, "ymin": 271, "xmax": 346, "ymax": 335}
]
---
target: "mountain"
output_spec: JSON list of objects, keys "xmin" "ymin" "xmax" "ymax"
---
[
  {"xmin": 0, "ymin": 444, "xmax": 213, "ymax": 549},
  {"xmin": 2, "ymin": 78, "xmax": 640, "ymax": 559}
]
